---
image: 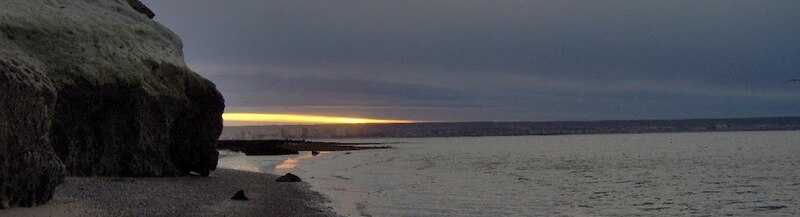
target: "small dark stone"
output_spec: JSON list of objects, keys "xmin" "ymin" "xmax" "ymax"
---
[
  {"xmin": 276, "ymin": 173, "xmax": 302, "ymax": 182},
  {"xmin": 311, "ymin": 151, "xmax": 320, "ymax": 156},
  {"xmin": 230, "ymin": 190, "xmax": 248, "ymax": 201}
]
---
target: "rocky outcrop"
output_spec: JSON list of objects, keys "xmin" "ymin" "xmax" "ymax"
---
[
  {"xmin": 0, "ymin": 59, "xmax": 65, "ymax": 208},
  {"xmin": 276, "ymin": 173, "xmax": 302, "ymax": 182},
  {"xmin": 0, "ymin": 0, "xmax": 224, "ymax": 207}
]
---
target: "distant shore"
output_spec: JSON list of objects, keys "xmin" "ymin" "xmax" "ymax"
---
[
  {"xmin": 218, "ymin": 140, "xmax": 392, "ymax": 155},
  {"xmin": 1, "ymin": 168, "xmax": 336, "ymax": 217},
  {"xmin": 222, "ymin": 116, "xmax": 800, "ymax": 139}
]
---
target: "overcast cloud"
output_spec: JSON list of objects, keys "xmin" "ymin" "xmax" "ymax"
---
[{"xmin": 142, "ymin": 0, "xmax": 800, "ymax": 122}]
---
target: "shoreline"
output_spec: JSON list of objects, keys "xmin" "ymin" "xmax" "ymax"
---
[
  {"xmin": 0, "ymin": 168, "xmax": 337, "ymax": 217},
  {"xmin": 260, "ymin": 149, "xmax": 386, "ymax": 217}
]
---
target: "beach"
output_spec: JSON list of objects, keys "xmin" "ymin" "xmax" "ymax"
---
[{"xmin": 1, "ymin": 168, "xmax": 336, "ymax": 217}]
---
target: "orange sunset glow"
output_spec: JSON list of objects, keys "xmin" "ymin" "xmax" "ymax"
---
[{"xmin": 222, "ymin": 113, "xmax": 417, "ymax": 125}]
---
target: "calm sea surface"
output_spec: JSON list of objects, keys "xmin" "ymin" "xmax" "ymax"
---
[{"xmin": 228, "ymin": 131, "xmax": 800, "ymax": 216}]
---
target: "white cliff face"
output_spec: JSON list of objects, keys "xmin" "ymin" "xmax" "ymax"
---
[
  {"xmin": 0, "ymin": 0, "xmax": 185, "ymax": 87},
  {"xmin": 0, "ymin": 0, "xmax": 225, "ymax": 208}
]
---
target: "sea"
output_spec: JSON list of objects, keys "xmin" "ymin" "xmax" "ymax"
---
[{"xmin": 220, "ymin": 131, "xmax": 800, "ymax": 216}]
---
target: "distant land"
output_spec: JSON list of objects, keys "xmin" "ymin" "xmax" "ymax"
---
[{"xmin": 221, "ymin": 117, "xmax": 800, "ymax": 140}]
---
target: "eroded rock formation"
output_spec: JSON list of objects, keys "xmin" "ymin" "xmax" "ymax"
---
[
  {"xmin": 0, "ymin": 0, "xmax": 224, "ymax": 207},
  {"xmin": 0, "ymin": 59, "xmax": 65, "ymax": 208}
]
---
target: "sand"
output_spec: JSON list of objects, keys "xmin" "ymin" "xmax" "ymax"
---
[{"xmin": 0, "ymin": 169, "xmax": 337, "ymax": 217}]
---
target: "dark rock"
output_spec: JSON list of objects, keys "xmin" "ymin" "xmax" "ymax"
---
[
  {"xmin": 311, "ymin": 151, "xmax": 320, "ymax": 156},
  {"xmin": 126, "ymin": 0, "xmax": 156, "ymax": 19},
  {"xmin": 230, "ymin": 190, "xmax": 249, "ymax": 201},
  {"xmin": 276, "ymin": 173, "xmax": 303, "ymax": 182},
  {"xmin": 0, "ymin": 0, "xmax": 222, "ymax": 208},
  {"xmin": 1, "ymin": 0, "xmax": 223, "ymax": 177},
  {"xmin": 0, "ymin": 59, "xmax": 66, "ymax": 208}
]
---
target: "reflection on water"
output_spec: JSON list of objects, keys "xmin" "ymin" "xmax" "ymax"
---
[
  {"xmin": 275, "ymin": 151, "xmax": 330, "ymax": 171},
  {"xmin": 217, "ymin": 150, "xmax": 333, "ymax": 174}
]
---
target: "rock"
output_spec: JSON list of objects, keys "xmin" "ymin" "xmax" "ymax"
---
[
  {"xmin": 230, "ymin": 190, "xmax": 249, "ymax": 201},
  {"xmin": 126, "ymin": 0, "xmax": 155, "ymax": 19},
  {"xmin": 0, "ymin": 59, "xmax": 66, "ymax": 208},
  {"xmin": 0, "ymin": 0, "xmax": 224, "ymax": 177},
  {"xmin": 311, "ymin": 151, "xmax": 320, "ymax": 156},
  {"xmin": 276, "ymin": 173, "xmax": 302, "ymax": 182}
]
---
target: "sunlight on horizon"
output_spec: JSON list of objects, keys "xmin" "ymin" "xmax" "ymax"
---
[{"xmin": 222, "ymin": 113, "xmax": 417, "ymax": 125}]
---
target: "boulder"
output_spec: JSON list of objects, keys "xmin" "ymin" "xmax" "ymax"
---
[
  {"xmin": 276, "ymin": 173, "xmax": 302, "ymax": 182},
  {"xmin": 0, "ymin": 0, "xmax": 224, "ymax": 207},
  {"xmin": 0, "ymin": 59, "xmax": 66, "ymax": 208}
]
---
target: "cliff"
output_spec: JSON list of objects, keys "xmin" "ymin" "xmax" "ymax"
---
[{"xmin": 0, "ymin": 0, "xmax": 224, "ymax": 208}]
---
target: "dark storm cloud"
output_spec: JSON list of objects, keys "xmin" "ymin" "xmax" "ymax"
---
[{"xmin": 143, "ymin": 0, "xmax": 800, "ymax": 121}]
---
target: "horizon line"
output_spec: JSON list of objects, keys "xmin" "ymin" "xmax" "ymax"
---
[{"xmin": 223, "ymin": 115, "xmax": 800, "ymax": 127}]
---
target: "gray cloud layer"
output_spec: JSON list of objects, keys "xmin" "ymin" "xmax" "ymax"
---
[{"xmin": 143, "ymin": 0, "xmax": 800, "ymax": 121}]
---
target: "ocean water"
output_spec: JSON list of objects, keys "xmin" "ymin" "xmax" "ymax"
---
[{"xmin": 241, "ymin": 131, "xmax": 800, "ymax": 216}]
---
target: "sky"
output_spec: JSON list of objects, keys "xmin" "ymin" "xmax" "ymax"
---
[{"xmin": 141, "ymin": 0, "xmax": 800, "ymax": 124}]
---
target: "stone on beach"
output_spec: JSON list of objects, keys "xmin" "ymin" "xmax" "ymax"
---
[
  {"xmin": 276, "ymin": 173, "xmax": 303, "ymax": 182},
  {"xmin": 231, "ymin": 190, "xmax": 249, "ymax": 201}
]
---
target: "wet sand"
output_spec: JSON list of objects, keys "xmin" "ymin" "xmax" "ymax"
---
[{"xmin": 1, "ymin": 169, "xmax": 337, "ymax": 217}]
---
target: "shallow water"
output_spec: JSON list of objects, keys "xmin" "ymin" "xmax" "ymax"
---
[{"xmin": 249, "ymin": 131, "xmax": 800, "ymax": 216}]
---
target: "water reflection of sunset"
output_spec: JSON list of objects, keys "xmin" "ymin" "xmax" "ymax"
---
[
  {"xmin": 274, "ymin": 151, "xmax": 330, "ymax": 171},
  {"xmin": 223, "ymin": 113, "xmax": 416, "ymax": 125},
  {"xmin": 275, "ymin": 158, "xmax": 302, "ymax": 169}
]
